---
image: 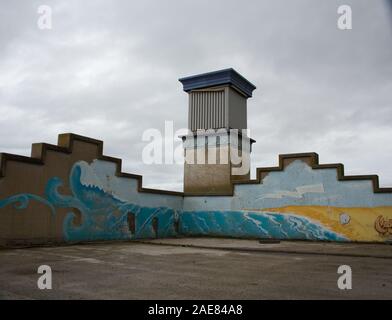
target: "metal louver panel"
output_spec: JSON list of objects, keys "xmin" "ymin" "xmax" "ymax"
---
[{"xmin": 189, "ymin": 90, "xmax": 225, "ymax": 130}]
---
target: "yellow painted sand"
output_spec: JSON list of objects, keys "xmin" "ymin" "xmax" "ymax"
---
[{"xmin": 251, "ymin": 206, "xmax": 392, "ymax": 242}]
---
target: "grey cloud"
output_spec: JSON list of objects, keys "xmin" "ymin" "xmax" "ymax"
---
[{"xmin": 0, "ymin": 0, "xmax": 391, "ymax": 190}]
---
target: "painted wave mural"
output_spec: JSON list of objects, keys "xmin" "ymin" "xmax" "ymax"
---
[
  {"xmin": 181, "ymin": 211, "xmax": 347, "ymax": 241},
  {"xmin": 0, "ymin": 162, "xmax": 179, "ymax": 242},
  {"xmin": 0, "ymin": 161, "xmax": 347, "ymax": 242}
]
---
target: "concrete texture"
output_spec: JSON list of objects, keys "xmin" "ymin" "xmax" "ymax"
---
[
  {"xmin": 0, "ymin": 238, "xmax": 391, "ymax": 299},
  {"xmin": 142, "ymin": 238, "xmax": 392, "ymax": 259},
  {"xmin": 3, "ymin": 133, "xmax": 392, "ymax": 246}
]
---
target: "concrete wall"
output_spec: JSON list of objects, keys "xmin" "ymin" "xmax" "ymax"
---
[
  {"xmin": 184, "ymin": 145, "xmax": 233, "ymax": 195},
  {"xmin": 1, "ymin": 134, "xmax": 392, "ymax": 246},
  {"xmin": 183, "ymin": 135, "xmax": 251, "ymax": 195},
  {"xmin": 183, "ymin": 157, "xmax": 392, "ymax": 242},
  {"xmin": 0, "ymin": 134, "xmax": 183, "ymax": 246}
]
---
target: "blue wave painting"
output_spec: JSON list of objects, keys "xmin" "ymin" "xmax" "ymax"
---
[
  {"xmin": 181, "ymin": 211, "xmax": 347, "ymax": 241},
  {"xmin": 0, "ymin": 162, "xmax": 179, "ymax": 242},
  {"xmin": 0, "ymin": 161, "xmax": 347, "ymax": 242}
]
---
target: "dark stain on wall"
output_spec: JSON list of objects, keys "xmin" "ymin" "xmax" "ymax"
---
[
  {"xmin": 152, "ymin": 217, "xmax": 158, "ymax": 238},
  {"xmin": 127, "ymin": 212, "xmax": 136, "ymax": 234}
]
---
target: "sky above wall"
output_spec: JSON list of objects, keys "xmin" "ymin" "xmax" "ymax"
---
[{"xmin": 1, "ymin": 0, "xmax": 391, "ymax": 191}]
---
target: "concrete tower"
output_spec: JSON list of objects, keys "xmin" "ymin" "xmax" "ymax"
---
[{"xmin": 179, "ymin": 68, "xmax": 256, "ymax": 195}]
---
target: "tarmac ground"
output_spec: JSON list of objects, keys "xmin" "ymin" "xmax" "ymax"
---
[{"xmin": 0, "ymin": 237, "xmax": 391, "ymax": 299}]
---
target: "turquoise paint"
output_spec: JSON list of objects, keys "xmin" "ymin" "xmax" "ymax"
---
[
  {"xmin": 56, "ymin": 163, "xmax": 179, "ymax": 241},
  {"xmin": 82, "ymin": 160, "xmax": 183, "ymax": 210},
  {"xmin": 0, "ymin": 162, "xmax": 179, "ymax": 242},
  {"xmin": 0, "ymin": 160, "xmax": 349, "ymax": 242},
  {"xmin": 180, "ymin": 210, "xmax": 347, "ymax": 241},
  {"xmin": 0, "ymin": 193, "xmax": 56, "ymax": 216}
]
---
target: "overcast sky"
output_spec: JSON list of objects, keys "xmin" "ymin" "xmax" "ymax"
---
[{"xmin": 1, "ymin": 0, "xmax": 391, "ymax": 191}]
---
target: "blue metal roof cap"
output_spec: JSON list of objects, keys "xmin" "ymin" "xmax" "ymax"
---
[{"xmin": 178, "ymin": 68, "xmax": 257, "ymax": 98}]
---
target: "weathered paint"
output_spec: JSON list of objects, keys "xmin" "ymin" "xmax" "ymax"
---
[
  {"xmin": 182, "ymin": 160, "xmax": 392, "ymax": 242},
  {"xmin": 1, "ymin": 161, "xmax": 180, "ymax": 242},
  {"xmin": 183, "ymin": 160, "xmax": 392, "ymax": 211},
  {"xmin": 264, "ymin": 206, "xmax": 392, "ymax": 242},
  {"xmin": 2, "ymin": 158, "xmax": 392, "ymax": 243},
  {"xmin": 180, "ymin": 210, "xmax": 347, "ymax": 241}
]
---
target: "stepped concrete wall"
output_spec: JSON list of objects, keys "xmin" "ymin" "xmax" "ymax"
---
[
  {"xmin": 0, "ymin": 134, "xmax": 183, "ymax": 246},
  {"xmin": 1, "ymin": 134, "xmax": 392, "ymax": 246}
]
